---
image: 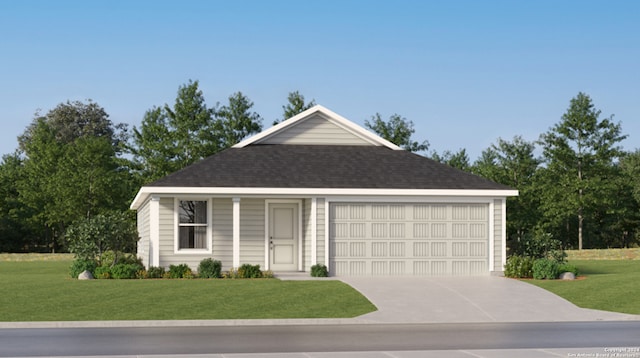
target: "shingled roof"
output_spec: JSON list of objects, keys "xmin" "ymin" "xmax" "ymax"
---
[{"xmin": 147, "ymin": 144, "xmax": 511, "ymax": 190}]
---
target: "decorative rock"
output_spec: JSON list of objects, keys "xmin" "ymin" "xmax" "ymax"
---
[
  {"xmin": 559, "ymin": 272, "xmax": 576, "ymax": 280},
  {"xmin": 78, "ymin": 270, "xmax": 94, "ymax": 280}
]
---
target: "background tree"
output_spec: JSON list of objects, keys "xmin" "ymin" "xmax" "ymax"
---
[
  {"xmin": 365, "ymin": 113, "xmax": 429, "ymax": 153},
  {"xmin": 537, "ymin": 92, "xmax": 627, "ymax": 249},
  {"xmin": 472, "ymin": 136, "xmax": 541, "ymax": 249},
  {"xmin": 131, "ymin": 83, "xmax": 262, "ymax": 183},
  {"xmin": 215, "ymin": 91, "xmax": 263, "ymax": 149},
  {"xmin": 0, "ymin": 154, "xmax": 42, "ymax": 251},
  {"xmin": 274, "ymin": 90, "xmax": 316, "ymax": 125},
  {"xmin": 16, "ymin": 100, "xmax": 133, "ymax": 252},
  {"xmin": 430, "ymin": 148, "xmax": 470, "ymax": 171},
  {"xmin": 131, "ymin": 80, "xmax": 218, "ymax": 182}
]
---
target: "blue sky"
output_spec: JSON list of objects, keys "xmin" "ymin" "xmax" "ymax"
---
[{"xmin": 1, "ymin": 0, "xmax": 638, "ymax": 160}]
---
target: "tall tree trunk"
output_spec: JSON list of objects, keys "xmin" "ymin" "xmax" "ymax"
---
[{"xmin": 578, "ymin": 206, "xmax": 583, "ymax": 250}]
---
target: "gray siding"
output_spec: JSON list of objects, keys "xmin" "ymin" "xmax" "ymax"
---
[
  {"xmin": 493, "ymin": 199, "xmax": 503, "ymax": 272},
  {"xmin": 136, "ymin": 199, "xmax": 151, "ymax": 268},
  {"xmin": 239, "ymin": 198, "xmax": 265, "ymax": 266},
  {"xmin": 212, "ymin": 198, "xmax": 233, "ymax": 269},
  {"xmin": 260, "ymin": 114, "xmax": 372, "ymax": 146}
]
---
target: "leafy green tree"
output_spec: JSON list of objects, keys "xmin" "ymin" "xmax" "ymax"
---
[
  {"xmin": 472, "ymin": 136, "xmax": 541, "ymax": 247},
  {"xmin": 274, "ymin": 90, "xmax": 316, "ymax": 125},
  {"xmin": 65, "ymin": 211, "xmax": 139, "ymax": 265},
  {"xmin": 0, "ymin": 154, "xmax": 43, "ymax": 251},
  {"xmin": 17, "ymin": 101, "xmax": 133, "ymax": 251},
  {"xmin": 131, "ymin": 80, "xmax": 218, "ymax": 182},
  {"xmin": 216, "ymin": 91, "xmax": 263, "ymax": 149},
  {"xmin": 538, "ymin": 92, "xmax": 627, "ymax": 249},
  {"xmin": 430, "ymin": 148, "xmax": 470, "ymax": 171},
  {"xmin": 365, "ymin": 113, "xmax": 429, "ymax": 153},
  {"xmin": 131, "ymin": 83, "xmax": 262, "ymax": 183}
]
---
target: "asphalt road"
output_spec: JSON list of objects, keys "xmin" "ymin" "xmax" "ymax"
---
[{"xmin": 1, "ymin": 321, "xmax": 639, "ymax": 357}]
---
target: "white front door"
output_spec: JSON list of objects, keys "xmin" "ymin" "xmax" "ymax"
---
[{"xmin": 269, "ymin": 203, "xmax": 298, "ymax": 271}]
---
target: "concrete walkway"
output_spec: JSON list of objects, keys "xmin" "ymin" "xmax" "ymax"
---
[{"xmin": 337, "ymin": 275, "xmax": 639, "ymax": 323}]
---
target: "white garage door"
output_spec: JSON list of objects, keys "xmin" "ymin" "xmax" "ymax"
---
[{"xmin": 329, "ymin": 203, "xmax": 489, "ymax": 276}]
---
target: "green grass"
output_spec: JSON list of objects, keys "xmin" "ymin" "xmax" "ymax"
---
[
  {"xmin": 566, "ymin": 248, "xmax": 640, "ymax": 261},
  {"xmin": 527, "ymin": 260, "xmax": 640, "ymax": 315},
  {"xmin": 0, "ymin": 259, "xmax": 376, "ymax": 322}
]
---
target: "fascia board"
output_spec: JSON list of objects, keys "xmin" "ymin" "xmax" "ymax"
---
[{"xmin": 130, "ymin": 186, "xmax": 519, "ymax": 209}]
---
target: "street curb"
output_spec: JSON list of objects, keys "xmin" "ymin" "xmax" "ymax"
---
[{"xmin": 0, "ymin": 318, "xmax": 370, "ymax": 329}]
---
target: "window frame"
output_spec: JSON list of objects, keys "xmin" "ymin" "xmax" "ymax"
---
[{"xmin": 174, "ymin": 198, "xmax": 213, "ymax": 254}]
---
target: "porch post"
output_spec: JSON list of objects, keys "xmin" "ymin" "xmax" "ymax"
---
[
  {"xmin": 149, "ymin": 196, "xmax": 160, "ymax": 268},
  {"xmin": 311, "ymin": 197, "xmax": 317, "ymax": 265},
  {"xmin": 232, "ymin": 197, "xmax": 241, "ymax": 268}
]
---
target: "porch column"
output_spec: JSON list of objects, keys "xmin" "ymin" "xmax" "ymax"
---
[
  {"xmin": 149, "ymin": 196, "xmax": 160, "ymax": 268},
  {"xmin": 232, "ymin": 197, "xmax": 241, "ymax": 268},
  {"xmin": 311, "ymin": 197, "xmax": 317, "ymax": 265}
]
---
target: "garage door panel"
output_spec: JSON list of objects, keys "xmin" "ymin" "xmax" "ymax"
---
[{"xmin": 330, "ymin": 203, "xmax": 490, "ymax": 276}]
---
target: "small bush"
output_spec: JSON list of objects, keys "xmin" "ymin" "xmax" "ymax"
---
[
  {"xmin": 504, "ymin": 255, "xmax": 535, "ymax": 278},
  {"xmin": 558, "ymin": 263, "xmax": 579, "ymax": 276},
  {"xmin": 311, "ymin": 264, "xmax": 329, "ymax": 277},
  {"xmin": 70, "ymin": 258, "xmax": 97, "ymax": 278},
  {"xmin": 533, "ymin": 258, "xmax": 560, "ymax": 280},
  {"xmin": 223, "ymin": 268, "xmax": 239, "ymax": 279},
  {"xmin": 168, "ymin": 264, "xmax": 192, "ymax": 279},
  {"xmin": 111, "ymin": 263, "xmax": 144, "ymax": 279},
  {"xmin": 198, "ymin": 258, "xmax": 222, "ymax": 279},
  {"xmin": 146, "ymin": 266, "xmax": 166, "ymax": 279},
  {"xmin": 237, "ymin": 264, "xmax": 262, "ymax": 278},
  {"xmin": 510, "ymin": 229, "xmax": 566, "ymax": 262},
  {"xmin": 94, "ymin": 266, "xmax": 112, "ymax": 279},
  {"xmin": 262, "ymin": 270, "xmax": 274, "ymax": 278}
]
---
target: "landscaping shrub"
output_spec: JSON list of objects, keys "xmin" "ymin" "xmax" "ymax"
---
[
  {"xmin": 504, "ymin": 255, "xmax": 534, "ymax": 278},
  {"xmin": 237, "ymin": 264, "xmax": 263, "ymax": 278},
  {"xmin": 311, "ymin": 264, "xmax": 329, "ymax": 277},
  {"xmin": 510, "ymin": 229, "xmax": 566, "ymax": 262},
  {"xmin": 94, "ymin": 265, "xmax": 112, "ymax": 279},
  {"xmin": 558, "ymin": 263, "xmax": 579, "ymax": 276},
  {"xmin": 111, "ymin": 263, "xmax": 143, "ymax": 279},
  {"xmin": 198, "ymin": 258, "xmax": 222, "ymax": 278},
  {"xmin": 146, "ymin": 266, "xmax": 165, "ymax": 279},
  {"xmin": 169, "ymin": 264, "xmax": 193, "ymax": 279},
  {"xmin": 69, "ymin": 258, "xmax": 97, "ymax": 278},
  {"xmin": 533, "ymin": 258, "xmax": 560, "ymax": 280},
  {"xmin": 262, "ymin": 270, "xmax": 274, "ymax": 278}
]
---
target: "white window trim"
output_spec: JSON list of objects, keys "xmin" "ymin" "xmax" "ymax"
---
[{"xmin": 174, "ymin": 198, "xmax": 213, "ymax": 254}]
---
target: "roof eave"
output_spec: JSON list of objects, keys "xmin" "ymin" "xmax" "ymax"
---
[{"xmin": 130, "ymin": 187, "xmax": 518, "ymax": 210}]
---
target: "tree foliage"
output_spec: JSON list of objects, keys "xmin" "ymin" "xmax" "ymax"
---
[
  {"xmin": 131, "ymin": 82, "xmax": 262, "ymax": 183},
  {"xmin": 431, "ymin": 148, "xmax": 470, "ymax": 171},
  {"xmin": 365, "ymin": 113, "xmax": 429, "ymax": 153},
  {"xmin": 275, "ymin": 90, "xmax": 316, "ymax": 125},
  {"xmin": 15, "ymin": 100, "xmax": 134, "ymax": 251},
  {"xmin": 216, "ymin": 91, "xmax": 263, "ymax": 149},
  {"xmin": 472, "ymin": 136, "xmax": 541, "ymax": 243},
  {"xmin": 65, "ymin": 211, "xmax": 138, "ymax": 265},
  {"xmin": 537, "ymin": 92, "xmax": 627, "ymax": 249}
]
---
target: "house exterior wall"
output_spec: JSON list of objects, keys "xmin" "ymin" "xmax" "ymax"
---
[
  {"xmin": 212, "ymin": 198, "xmax": 233, "ymax": 269},
  {"xmin": 239, "ymin": 198, "xmax": 266, "ymax": 266},
  {"xmin": 136, "ymin": 198, "xmax": 151, "ymax": 268},
  {"xmin": 259, "ymin": 114, "xmax": 371, "ymax": 146}
]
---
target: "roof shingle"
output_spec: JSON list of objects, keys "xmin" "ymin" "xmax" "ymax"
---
[{"xmin": 147, "ymin": 145, "xmax": 512, "ymax": 190}]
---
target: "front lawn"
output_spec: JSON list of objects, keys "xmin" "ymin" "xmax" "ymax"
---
[
  {"xmin": 527, "ymin": 260, "xmax": 640, "ymax": 315},
  {"xmin": 0, "ymin": 258, "xmax": 376, "ymax": 321}
]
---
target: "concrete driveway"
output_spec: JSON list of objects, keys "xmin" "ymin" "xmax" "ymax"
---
[{"xmin": 338, "ymin": 276, "xmax": 639, "ymax": 323}]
